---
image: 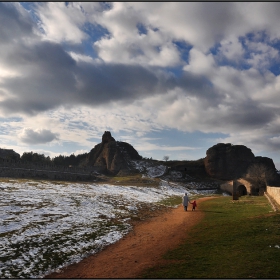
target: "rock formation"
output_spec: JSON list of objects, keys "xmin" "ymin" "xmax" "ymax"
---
[
  {"xmin": 102, "ymin": 131, "xmax": 115, "ymax": 144},
  {"xmin": 254, "ymin": 156, "xmax": 276, "ymax": 171},
  {"xmin": 86, "ymin": 131, "xmax": 142, "ymax": 175},
  {"xmin": 0, "ymin": 148, "xmax": 20, "ymax": 160},
  {"xmin": 204, "ymin": 143, "xmax": 277, "ymax": 181},
  {"xmin": 247, "ymin": 156, "xmax": 279, "ymax": 185}
]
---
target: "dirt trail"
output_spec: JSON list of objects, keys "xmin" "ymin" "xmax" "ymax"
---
[{"xmin": 46, "ymin": 197, "xmax": 214, "ymax": 279}]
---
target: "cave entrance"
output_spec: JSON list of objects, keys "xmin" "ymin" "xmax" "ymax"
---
[{"xmin": 238, "ymin": 185, "xmax": 247, "ymax": 196}]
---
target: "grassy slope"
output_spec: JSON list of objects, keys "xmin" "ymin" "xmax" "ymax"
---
[
  {"xmin": 98, "ymin": 173, "xmax": 161, "ymax": 187},
  {"xmin": 140, "ymin": 195, "xmax": 280, "ymax": 279}
]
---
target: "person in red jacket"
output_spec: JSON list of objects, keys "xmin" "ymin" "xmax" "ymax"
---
[{"xmin": 190, "ymin": 200, "xmax": 197, "ymax": 211}]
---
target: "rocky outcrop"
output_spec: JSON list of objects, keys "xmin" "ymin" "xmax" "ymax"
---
[
  {"xmin": 204, "ymin": 143, "xmax": 277, "ymax": 181},
  {"xmin": 204, "ymin": 143, "xmax": 255, "ymax": 180},
  {"xmin": 0, "ymin": 148, "xmax": 20, "ymax": 160},
  {"xmin": 254, "ymin": 156, "xmax": 276, "ymax": 171},
  {"xmin": 102, "ymin": 131, "xmax": 115, "ymax": 144},
  {"xmin": 86, "ymin": 131, "xmax": 142, "ymax": 175},
  {"xmin": 248, "ymin": 156, "xmax": 279, "ymax": 185}
]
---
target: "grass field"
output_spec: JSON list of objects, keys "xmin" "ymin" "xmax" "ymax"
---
[{"xmin": 140, "ymin": 195, "xmax": 280, "ymax": 279}]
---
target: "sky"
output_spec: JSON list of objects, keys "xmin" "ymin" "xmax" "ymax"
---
[{"xmin": 1, "ymin": 2, "xmax": 280, "ymax": 169}]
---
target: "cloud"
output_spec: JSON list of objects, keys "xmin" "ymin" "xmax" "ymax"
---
[
  {"xmin": 19, "ymin": 128, "xmax": 59, "ymax": 144},
  {"xmin": 183, "ymin": 48, "xmax": 216, "ymax": 76},
  {"xmin": 1, "ymin": 2, "xmax": 280, "ymax": 167},
  {"xmin": 0, "ymin": 3, "xmax": 35, "ymax": 44},
  {"xmin": 1, "ymin": 2, "xmax": 279, "ymax": 120},
  {"xmin": 92, "ymin": 4, "xmax": 182, "ymax": 67},
  {"xmin": 0, "ymin": 4, "xmax": 214, "ymax": 117},
  {"xmin": 136, "ymin": 143, "xmax": 199, "ymax": 152},
  {"xmin": 245, "ymin": 40, "xmax": 279, "ymax": 69},
  {"xmin": 35, "ymin": 2, "xmax": 88, "ymax": 43},
  {"xmin": 218, "ymin": 36, "xmax": 245, "ymax": 62}
]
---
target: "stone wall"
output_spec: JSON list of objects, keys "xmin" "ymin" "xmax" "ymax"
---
[
  {"xmin": 235, "ymin": 178, "xmax": 254, "ymax": 194},
  {"xmin": 267, "ymin": 186, "xmax": 280, "ymax": 207},
  {"xmin": 220, "ymin": 181, "xmax": 280, "ymax": 206},
  {"xmin": 220, "ymin": 181, "xmax": 233, "ymax": 194},
  {"xmin": 220, "ymin": 179, "xmax": 253, "ymax": 194}
]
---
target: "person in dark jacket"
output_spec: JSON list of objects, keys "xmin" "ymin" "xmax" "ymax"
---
[{"xmin": 182, "ymin": 192, "xmax": 190, "ymax": 211}]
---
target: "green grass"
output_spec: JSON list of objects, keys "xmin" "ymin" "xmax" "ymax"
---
[
  {"xmin": 103, "ymin": 173, "xmax": 160, "ymax": 187},
  {"xmin": 140, "ymin": 195, "xmax": 280, "ymax": 279},
  {"xmin": 157, "ymin": 195, "xmax": 183, "ymax": 207}
]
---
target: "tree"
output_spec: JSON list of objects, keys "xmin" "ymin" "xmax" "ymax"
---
[
  {"xmin": 52, "ymin": 152, "xmax": 88, "ymax": 167},
  {"xmin": 52, "ymin": 155, "xmax": 67, "ymax": 166},
  {"xmin": 163, "ymin": 155, "xmax": 169, "ymax": 162},
  {"xmin": 21, "ymin": 152, "xmax": 51, "ymax": 164}
]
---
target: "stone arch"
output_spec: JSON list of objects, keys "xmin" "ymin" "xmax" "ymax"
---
[{"xmin": 238, "ymin": 185, "xmax": 247, "ymax": 196}]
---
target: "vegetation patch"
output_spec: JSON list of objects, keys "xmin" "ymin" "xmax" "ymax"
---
[
  {"xmin": 157, "ymin": 196, "xmax": 182, "ymax": 207},
  {"xmin": 104, "ymin": 174, "xmax": 160, "ymax": 187},
  {"xmin": 140, "ymin": 195, "xmax": 280, "ymax": 279}
]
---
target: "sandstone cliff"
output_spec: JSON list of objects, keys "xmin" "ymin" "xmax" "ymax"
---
[{"xmin": 86, "ymin": 131, "xmax": 142, "ymax": 175}]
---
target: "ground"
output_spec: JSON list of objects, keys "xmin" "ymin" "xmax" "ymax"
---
[{"xmin": 46, "ymin": 197, "xmax": 213, "ymax": 279}]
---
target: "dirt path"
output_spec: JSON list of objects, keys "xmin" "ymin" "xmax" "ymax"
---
[{"xmin": 46, "ymin": 197, "xmax": 214, "ymax": 279}]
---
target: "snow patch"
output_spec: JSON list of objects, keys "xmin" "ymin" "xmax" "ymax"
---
[{"xmin": 0, "ymin": 179, "xmax": 214, "ymax": 278}]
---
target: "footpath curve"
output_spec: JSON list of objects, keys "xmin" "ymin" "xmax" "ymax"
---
[{"xmin": 46, "ymin": 196, "xmax": 214, "ymax": 279}]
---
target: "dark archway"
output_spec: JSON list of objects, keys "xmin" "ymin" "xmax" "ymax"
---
[{"xmin": 238, "ymin": 185, "xmax": 247, "ymax": 196}]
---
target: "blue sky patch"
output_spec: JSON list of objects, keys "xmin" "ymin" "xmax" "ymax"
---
[
  {"xmin": 137, "ymin": 23, "xmax": 147, "ymax": 35},
  {"xmin": 173, "ymin": 40, "xmax": 192, "ymax": 64}
]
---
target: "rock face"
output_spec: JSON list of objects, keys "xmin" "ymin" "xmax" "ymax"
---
[
  {"xmin": 102, "ymin": 131, "xmax": 115, "ymax": 144},
  {"xmin": 204, "ymin": 143, "xmax": 255, "ymax": 180},
  {"xmin": 251, "ymin": 156, "xmax": 279, "ymax": 185},
  {"xmin": 254, "ymin": 156, "xmax": 276, "ymax": 171},
  {"xmin": 204, "ymin": 143, "xmax": 277, "ymax": 181},
  {"xmin": 0, "ymin": 148, "xmax": 20, "ymax": 160},
  {"xmin": 86, "ymin": 131, "xmax": 142, "ymax": 175}
]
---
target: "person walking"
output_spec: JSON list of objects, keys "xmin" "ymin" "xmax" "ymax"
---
[
  {"xmin": 182, "ymin": 192, "xmax": 190, "ymax": 211},
  {"xmin": 190, "ymin": 200, "xmax": 197, "ymax": 211}
]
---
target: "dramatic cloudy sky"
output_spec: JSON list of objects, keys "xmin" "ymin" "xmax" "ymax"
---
[{"xmin": 1, "ymin": 2, "xmax": 280, "ymax": 168}]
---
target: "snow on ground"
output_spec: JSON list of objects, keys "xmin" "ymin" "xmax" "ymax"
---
[
  {"xmin": 131, "ymin": 160, "xmax": 166, "ymax": 177},
  {"xmin": 146, "ymin": 165, "xmax": 166, "ymax": 177},
  {"xmin": 131, "ymin": 160, "xmax": 147, "ymax": 172},
  {"xmin": 169, "ymin": 170, "xmax": 182, "ymax": 179},
  {"xmin": 0, "ymin": 179, "xmax": 215, "ymax": 278}
]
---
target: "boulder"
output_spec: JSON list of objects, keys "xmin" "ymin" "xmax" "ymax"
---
[{"xmin": 204, "ymin": 143, "xmax": 255, "ymax": 180}]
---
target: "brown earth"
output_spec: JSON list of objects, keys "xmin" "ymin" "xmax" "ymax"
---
[{"xmin": 46, "ymin": 196, "xmax": 214, "ymax": 279}]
